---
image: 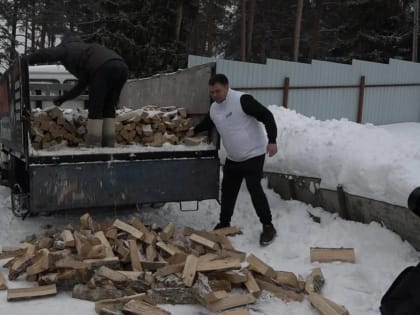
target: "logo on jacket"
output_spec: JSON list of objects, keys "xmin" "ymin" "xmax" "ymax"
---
[{"xmin": 225, "ymin": 112, "xmax": 232, "ymax": 118}]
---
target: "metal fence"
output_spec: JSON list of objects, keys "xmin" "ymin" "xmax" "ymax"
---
[{"xmin": 188, "ymin": 55, "xmax": 420, "ymax": 125}]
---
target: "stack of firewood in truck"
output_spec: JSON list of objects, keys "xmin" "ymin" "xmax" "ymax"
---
[
  {"xmin": 0, "ymin": 213, "xmax": 352, "ymax": 315},
  {"xmin": 30, "ymin": 105, "xmax": 206, "ymax": 150}
]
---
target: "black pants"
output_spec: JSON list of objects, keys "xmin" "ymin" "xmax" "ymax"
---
[
  {"xmin": 220, "ymin": 154, "xmax": 272, "ymax": 225},
  {"xmin": 88, "ymin": 59, "xmax": 128, "ymax": 119}
]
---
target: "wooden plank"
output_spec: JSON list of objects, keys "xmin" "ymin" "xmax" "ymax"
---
[
  {"xmin": 0, "ymin": 271, "xmax": 7, "ymax": 290},
  {"xmin": 207, "ymin": 294, "xmax": 256, "ymax": 312},
  {"xmin": 62, "ymin": 230, "xmax": 75, "ymax": 247},
  {"xmin": 95, "ymin": 231, "xmax": 115, "ymax": 258},
  {"xmin": 160, "ymin": 222, "xmax": 175, "ymax": 242},
  {"xmin": 182, "ymin": 254, "xmax": 198, "ymax": 287},
  {"xmin": 7, "ymin": 284, "xmax": 57, "ymax": 301},
  {"xmin": 129, "ymin": 240, "xmax": 143, "ymax": 272},
  {"xmin": 190, "ymin": 233, "xmax": 220, "ymax": 251},
  {"xmin": 113, "ymin": 219, "xmax": 144, "ymax": 240},
  {"xmin": 246, "ymin": 254, "xmax": 276, "ymax": 278},
  {"xmin": 308, "ymin": 293, "xmax": 349, "ymax": 315},
  {"xmin": 96, "ymin": 266, "xmax": 128, "ymax": 282},
  {"xmin": 122, "ymin": 299, "xmax": 171, "ymax": 315},
  {"xmin": 197, "ymin": 258, "xmax": 241, "ymax": 272},
  {"xmin": 310, "ymin": 248, "xmax": 355, "ymax": 263},
  {"xmin": 243, "ymin": 269, "xmax": 261, "ymax": 297},
  {"xmin": 255, "ymin": 277, "xmax": 304, "ymax": 302}
]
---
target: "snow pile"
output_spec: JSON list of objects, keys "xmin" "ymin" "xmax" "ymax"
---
[{"xmin": 240, "ymin": 106, "xmax": 420, "ymax": 208}]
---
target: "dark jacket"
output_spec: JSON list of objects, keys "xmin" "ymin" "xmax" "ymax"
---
[{"xmin": 27, "ymin": 35, "xmax": 124, "ymax": 102}]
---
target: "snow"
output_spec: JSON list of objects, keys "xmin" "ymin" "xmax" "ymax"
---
[
  {"xmin": 30, "ymin": 142, "xmax": 215, "ymax": 157},
  {"xmin": 262, "ymin": 107, "xmax": 420, "ymax": 207},
  {"xmin": 1, "ymin": 107, "xmax": 420, "ymax": 314}
]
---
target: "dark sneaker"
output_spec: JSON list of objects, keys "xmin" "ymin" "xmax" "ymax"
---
[
  {"xmin": 260, "ymin": 224, "xmax": 277, "ymax": 246},
  {"xmin": 214, "ymin": 222, "xmax": 230, "ymax": 230}
]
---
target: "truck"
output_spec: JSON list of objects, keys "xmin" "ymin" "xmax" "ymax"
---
[{"xmin": 0, "ymin": 54, "xmax": 220, "ymax": 218}]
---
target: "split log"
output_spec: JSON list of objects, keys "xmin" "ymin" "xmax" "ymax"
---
[
  {"xmin": 129, "ymin": 240, "xmax": 143, "ymax": 272},
  {"xmin": 96, "ymin": 266, "xmax": 129, "ymax": 282},
  {"xmin": 197, "ymin": 258, "xmax": 241, "ymax": 273},
  {"xmin": 122, "ymin": 299, "xmax": 171, "ymax": 315},
  {"xmin": 113, "ymin": 219, "xmax": 144, "ymax": 240},
  {"xmin": 72, "ymin": 284, "xmax": 124, "ymax": 302},
  {"xmin": 308, "ymin": 292, "xmax": 349, "ymax": 315},
  {"xmin": 190, "ymin": 233, "xmax": 220, "ymax": 251},
  {"xmin": 243, "ymin": 269, "xmax": 261, "ymax": 297},
  {"xmin": 310, "ymin": 248, "xmax": 355, "ymax": 263},
  {"xmin": 246, "ymin": 254, "xmax": 276, "ymax": 278},
  {"xmin": 305, "ymin": 268, "xmax": 325, "ymax": 294},
  {"xmin": 255, "ymin": 276, "xmax": 304, "ymax": 302},
  {"xmin": 94, "ymin": 293, "xmax": 146, "ymax": 315},
  {"xmin": 7, "ymin": 284, "xmax": 57, "ymax": 301},
  {"xmin": 0, "ymin": 271, "xmax": 7, "ymax": 290},
  {"xmin": 160, "ymin": 222, "xmax": 175, "ymax": 242},
  {"xmin": 146, "ymin": 287, "xmax": 196, "ymax": 305},
  {"xmin": 182, "ymin": 254, "xmax": 198, "ymax": 287},
  {"xmin": 207, "ymin": 294, "xmax": 256, "ymax": 313}
]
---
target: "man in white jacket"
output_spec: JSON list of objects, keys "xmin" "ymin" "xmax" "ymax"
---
[{"xmin": 188, "ymin": 74, "xmax": 278, "ymax": 246}]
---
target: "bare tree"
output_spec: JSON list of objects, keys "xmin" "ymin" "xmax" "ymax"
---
[
  {"xmin": 247, "ymin": 0, "xmax": 256, "ymax": 60},
  {"xmin": 240, "ymin": 0, "xmax": 246, "ymax": 61}
]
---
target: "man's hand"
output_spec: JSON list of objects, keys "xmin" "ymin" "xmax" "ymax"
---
[
  {"xmin": 267, "ymin": 143, "xmax": 278, "ymax": 157},
  {"xmin": 186, "ymin": 127, "xmax": 195, "ymax": 137},
  {"xmin": 53, "ymin": 98, "xmax": 63, "ymax": 106}
]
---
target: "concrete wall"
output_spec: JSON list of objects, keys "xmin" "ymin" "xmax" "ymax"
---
[
  {"xmin": 119, "ymin": 63, "xmax": 215, "ymax": 114},
  {"xmin": 266, "ymin": 172, "xmax": 420, "ymax": 250}
]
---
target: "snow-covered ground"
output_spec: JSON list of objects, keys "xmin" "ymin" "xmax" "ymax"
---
[{"xmin": 1, "ymin": 107, "xmax": 420, "ymax": 314}]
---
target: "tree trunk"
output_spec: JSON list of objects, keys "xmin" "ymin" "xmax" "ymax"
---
[
  {"xmin": 10, "ymin": 0, "xmax": 19, "ymax": 61},
  {"xmin": 206, "ymin": 2, "xmax": 215, "ymax": 56},
  {"xmin": 31, "ymin": 0, "xmax": 36, "ymax": 51},
  {"xmin": 293, "ymin": 0, "xmax": 304, "ymax": 61},
  {"xmin": 308, "ymin": 0, "xmax": 322, "ymax": 60},
  {"xmin": 247, "ymin": 0, "xmax": 256, "ymax": 60},
  {"xmin": 176, "ymin": 0, "xmax": 184, "ymax": 41},
  {"xmin": 240, "ymin": 0, "xmax": 246, "ymax": 61}
]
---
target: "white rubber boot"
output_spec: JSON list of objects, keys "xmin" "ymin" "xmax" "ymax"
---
[
  {"xmin": 85, "ymin": 119, "xmax": 103, "ymax": 147},
  {"xmin": 102, "ymin": 118, "xmax": 115, "ymax": 147}
]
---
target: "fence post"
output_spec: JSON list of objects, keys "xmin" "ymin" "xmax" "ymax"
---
[
  {"xmin": 357, "ymin": 76, "xmax": 365, "ymax": 123},
  {"xmin": 282, "ymin": 77, "xmax": 290, "ymax": 108}
]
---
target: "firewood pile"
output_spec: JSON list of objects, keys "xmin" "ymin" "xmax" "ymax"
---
[
  {"xmin": 30, "ymin": 106, "xmax": 206, "ymax": 150},
  {"xmin": 0, "ymin": 214, "xmax": 351, "ymax": 315}
]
